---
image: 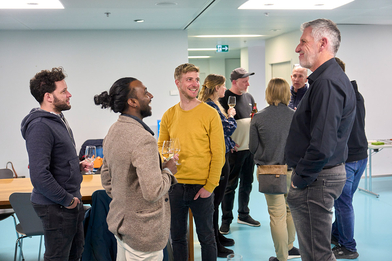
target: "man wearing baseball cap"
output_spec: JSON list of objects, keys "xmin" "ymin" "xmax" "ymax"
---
[{"xmin": 219, "ymin": 67, "xmax": 260, "ymax": 236}]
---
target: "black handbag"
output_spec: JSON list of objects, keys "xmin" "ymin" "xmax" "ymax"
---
[{"xmin": 257, "ymin": 165, "xmax": 287, "ymax": 194}]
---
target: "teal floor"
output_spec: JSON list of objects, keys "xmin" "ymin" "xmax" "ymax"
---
[
  {"xmin": 1, "ymin": 176, "xmax": 391, "ymax": 261},
  {"xmin": 194, "ymin": 176, "xmax": 392, "ymax": 260}
]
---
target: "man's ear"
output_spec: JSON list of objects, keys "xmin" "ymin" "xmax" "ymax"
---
[
  {"xmin": 44, "ymin": 92, "xmax": 53, "ymax": 103},
  {"xmin": 175, "ymin": 79, "xmax": 180, "ymax": 88},
  {"xmin": 127, "ymin": 98, "xmax": 138, "ymax": 108},
  {"xmin": 320, "ymin": 37, "xmax": 328, "ymax": 51}
]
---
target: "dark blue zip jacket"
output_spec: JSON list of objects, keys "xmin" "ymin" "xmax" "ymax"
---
[{"xmin": 21, "ymin": 108, "xmax": 82, "ymax": 206}]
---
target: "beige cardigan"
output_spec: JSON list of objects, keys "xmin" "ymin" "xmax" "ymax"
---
[{"xmin": 101, "ymin": 115, "xmax": 176, "ymax": 252}]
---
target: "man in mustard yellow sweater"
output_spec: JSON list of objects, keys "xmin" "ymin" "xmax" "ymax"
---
[{"xmin": 158, "ymin": 63, "xmax": 225, "ymax": 261}]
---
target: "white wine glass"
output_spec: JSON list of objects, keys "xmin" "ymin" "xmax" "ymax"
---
[
  {"xmin": 85, "ymin": 146, "xmax": 96, "ymax": 174},
  {"xmin": 161, "ymin": 140, "xmax": 174, "ymax": 162},
  {"xmin": 227, "ymin": 253, "xmax": 243, "ymax": 261},
  {"xmin": 228, "ymin": 96, "xmax": 236, "ymax": 108},
  {"xmin": 172, "ymin": 138, "xmax": 181, "ymax": 165}
]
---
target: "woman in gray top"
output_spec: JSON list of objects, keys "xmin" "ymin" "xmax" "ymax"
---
[{"xmin": 249, "ymin": 78, "xmax": 300, "ymax": 261}]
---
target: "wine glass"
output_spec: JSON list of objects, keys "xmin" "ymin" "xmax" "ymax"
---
[
  {"xmin": 85, "ymin": 146, "xmax": 96, "ymax": 174},
  {"xmin": 172, "ymin": 138, "xmax": 181, "ymax": 165},
  {"xmin": 228, "ymin": 96, "xmax": 236, "ymax": 108},
  {"xmin": 161, "ymin": 140, "xmax": 174, "ymax": 162},
  {"xmin": 227, "ymin": 253, "xmax": 243, "ymax": 261}
]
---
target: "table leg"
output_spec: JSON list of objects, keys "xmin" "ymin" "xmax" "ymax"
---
[
  {"xmin": 358, "ymin": 148, "xmax": 380, "ymax": 198},
  {"xmin": 188, "ymin": 209, "xmax": 194, "ymax": 261}
]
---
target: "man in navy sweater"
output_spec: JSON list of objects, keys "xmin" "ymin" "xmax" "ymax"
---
[
  {"xmin": 331, "ymin": 58, "xmax": 368, "ymax": 259},
  {"xmin": 21, "ymin": 67, "xmax": 91, "ymax": 261}
]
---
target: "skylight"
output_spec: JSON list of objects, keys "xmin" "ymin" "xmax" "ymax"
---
[
  {"xmin": 238, "ymin": 0, "xmax": 354, "ymax": 10},
  {"xmin": 0, "ymin": 0, "xmax": 64, "ymax": 9}
]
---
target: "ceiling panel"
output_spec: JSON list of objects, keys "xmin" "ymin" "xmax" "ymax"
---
[{"xmin": 0, "ymin": 0, "xmax": 391, "ymax": 59}]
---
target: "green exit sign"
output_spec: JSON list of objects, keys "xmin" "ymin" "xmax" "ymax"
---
[{"xmin": 216, "ymin": 45, "xmax": 229, "ymax": 52}]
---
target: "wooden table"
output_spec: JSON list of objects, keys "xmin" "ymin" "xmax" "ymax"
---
[{"xmin": 0, "ymin": 174, "xmax": 103, "ymax": 209}]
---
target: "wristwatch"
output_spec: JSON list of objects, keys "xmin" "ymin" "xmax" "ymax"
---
[{"xmin": 68, "ymin": 198, "xmax": 75, "ymax": 206}]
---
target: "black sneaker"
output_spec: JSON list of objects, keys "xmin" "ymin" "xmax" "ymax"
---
[
  {"xmin": 217, "ymin": 244, "xmax": 234, "ymax": 258},
  {"xmin": 220, "ymin": 222, "xmax": 230, "ymax": 235},
  {"xmin": 237, "ymin": 215, "xmax": 261, "ymax": 227},
  {"xmin": 331, "ymin": 234, "xmax": 339, "ymax": 246},
  {"xmin": 333, "ymin": 245, "xmax": 359, "ymax": 259},
  {"xmin": 269, "ymin": 257, "xmax": 279, "ymax": 261},
  {"xmin": 288, "ymin": 246, "xmax": 300, "ymax": 259},
  {"xmin": 218, "ymin": 232, "xmax": 235, "ymax": 246}
]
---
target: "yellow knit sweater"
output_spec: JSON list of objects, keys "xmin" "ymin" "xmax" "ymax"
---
[{"xmin": 158, "ymin": 102, "xmax": 225, "ymax": 193}]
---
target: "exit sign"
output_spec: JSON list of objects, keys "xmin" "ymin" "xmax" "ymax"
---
[{"xmin": 216, "ymin": 45, "xmax": 229, "ymax": 52}]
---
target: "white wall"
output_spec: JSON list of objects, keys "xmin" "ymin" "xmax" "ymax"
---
[
  {"xmin": 265, "ymin": 24, "xmax": 392, "ymax": 175},
  {"xmin": 248, "ymin": 45, "xmax": 266, "ymax": 109},
  {"xmin": 0, "ymin": 30, "xmax": 188, "ymax": 176}
]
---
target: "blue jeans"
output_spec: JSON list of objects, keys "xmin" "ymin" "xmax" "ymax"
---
[
  {"xmin": 287, "ymin": 165, "xmax": 346, "ymax": 261},
  {"xmin": 332, "ymin": 158, "xmax": 368, "ymax": 252},
  {"xmin": 33, "ymin": 202, "xmax": 85, "ymax": 261},
  {"xmin": 169, "ymin": 184, "xmax": 216, "ymax": 261}
]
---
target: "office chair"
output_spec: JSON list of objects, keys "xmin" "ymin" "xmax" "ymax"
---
[
  {"xmin": 9, "ymin": 192, "xmax": 44, "ymax": 261},
  {"xmin": 0, "ymin": 169, "xmax": 17, "ymax": 236}
]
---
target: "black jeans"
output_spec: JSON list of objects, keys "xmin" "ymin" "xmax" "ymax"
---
[
  {"xmin": 213, "ymin": 153, "xmax": 230, "ymax": 244},
  {"xmin": 33, "ymin": 202, "xmax": 85, "ymax": 261},
  {"xmin": 221, "ymin": 150, "xmax": 255, "ymax": 223},
  {"xmin": 169, "ymin": 184, "xmax": 216, "ymax": 261}
]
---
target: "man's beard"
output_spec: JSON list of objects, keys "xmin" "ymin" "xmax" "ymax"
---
[
  {"xmin": 140, "ymin": 106, "xmax": 152, "ymax": 118},
  {"xmin": 53, "ymin": 95, "xmax": 71, "ymax": 112}
]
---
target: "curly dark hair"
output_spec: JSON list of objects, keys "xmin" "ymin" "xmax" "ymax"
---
[
  {"xmin": 94, "ymin": 77, "xmax": 137, "ymax": 113},
  {"xmin": 30, "ymin": 67, "xmax": 66, "ymax": 104}
]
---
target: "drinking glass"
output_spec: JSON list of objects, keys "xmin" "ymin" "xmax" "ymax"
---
[
  {"xmin": 85, "ymin": 146, "xmax": 96, "ymax": 174},
  {"xmin": 227, "ymin": 253, "xmax": 243, "ymax": 261},
  {"xmin": 172, "ymin": 137, "xmax": 181, "ymax": 165},
  {"xmin": 228, "ymin": 96, "xmax": 236, "ymax": 108},
  {"xmin": 161, "ymin": 140, "xmax": 174, "ymax": 161}
]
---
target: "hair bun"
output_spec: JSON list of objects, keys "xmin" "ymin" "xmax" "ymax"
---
[{"xmin": 94, "ymin": 91, "xmax": 111, "ymax": 109}]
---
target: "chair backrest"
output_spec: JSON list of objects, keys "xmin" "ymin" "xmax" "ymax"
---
[
  {"xmin": 9, "ymin": 193, "xmax": 44, "ymax": 236},
  {"xmin": 0, "ymin": 168, "xmax": 13, "ymax": 179},
  {"xmin": 79, "ymin": 139, "xmax": 104, "ymax": 160}
]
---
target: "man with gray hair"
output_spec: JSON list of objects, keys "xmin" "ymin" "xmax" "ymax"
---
[
  {"xmin": 288, "ymin": 65, "xmax": 308, "ymax": 110},
  {"xmin": 285, "ymin": 19, "xmax": 356, "ymax": 261}
]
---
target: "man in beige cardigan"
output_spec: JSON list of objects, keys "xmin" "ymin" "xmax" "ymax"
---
[{"xmin": 95, "ymin": 77, "xmax": 178, "ymax": 261}]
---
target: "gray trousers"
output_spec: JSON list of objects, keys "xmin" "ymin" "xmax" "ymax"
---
[{"xmin": 287, "ymin": 165, "xmax": 346, "ymax": 261}]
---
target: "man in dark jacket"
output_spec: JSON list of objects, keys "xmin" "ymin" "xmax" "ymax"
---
[
  {"xmin": 21, "ymin": 67, "xmax": 91, "ymax": 261},
  {"xmin": 285, "ymin": 19, "xmax": 356, "ymax": 261},
  {"xmin": 331, "ymin": 58, "xmax": 368, "ymax": 259},
  {"xmin": 288, "ymin": 65, "xmax": 308, "ymax": 110}
]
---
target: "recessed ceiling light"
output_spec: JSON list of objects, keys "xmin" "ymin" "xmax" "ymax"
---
[
  {"xmin": 156, "ymin": 2, "xmax": 178, "ymax": 6},
  {"xmin": 188, "ymin": 56, "xmax": 211, "ymax": 59},
  {"xmin": 188, "ymin": 48, "xmax": 216, "ymax": 51},
  {"xmin": 134, "ymin": 19, "xmax": 145, "ymax": 23},
  {"xmin": 239, "ymin": 0, "xmax": 354, "ymax": 10},
  {"xmin": 0, "ymin": 0, "xmax": 64, "ymax": 9},
  {"xmin": 194, "ymin": 35, "xmax": 263, "ymax": 38}
]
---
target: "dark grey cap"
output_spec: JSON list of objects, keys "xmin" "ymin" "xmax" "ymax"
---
[{"xmin": 230, "ymin": 68, "xmax": 255, "ymax": 81}]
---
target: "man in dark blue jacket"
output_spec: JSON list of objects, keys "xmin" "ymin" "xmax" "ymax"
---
[
  {"xmin": 21, "ymin": 67, "xmax": 91, "ymax": 261},
  {"xmin": 331, "ymin": 58, "xmax": 368, "ymax": 259},
  {"xmin": 288, "ymin": 65, "xmax": 308, "ymax": 110},
  {"xmin": 285, "ymin": 19, "xmax": 356, "ymax": 261}
]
